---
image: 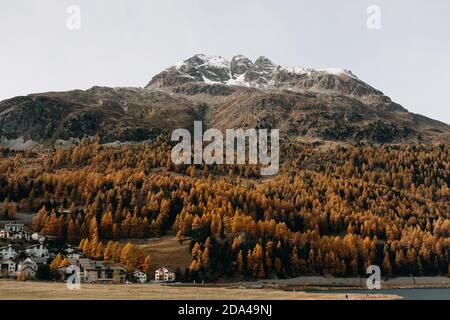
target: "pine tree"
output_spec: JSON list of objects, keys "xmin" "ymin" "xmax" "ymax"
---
[
  {"xmin": 291, "ymin": 246, "xmax": 301, "ymax": 275},
  {"xmin": 89, "ymin": 216, "xmax": 98, "ymax": 240},
  {"xmin": 382, "ymin": 248, "xmax": 392, "ymax": 276},
  {"xmin": 95, "ymin": 242, "xmax": 104, "ymax": 260},
  {"xmin": 104, "ymin": 241, "xmax": 115, "ymax": 261},
  {"xmin": 236, "ymin": 250, "xmax": 243, "ymax": 273},
  {"xmin": 60, "ymin": 258, "xmax": 71, "ymax": 267},
  {"xmin": 82, "ymin": 238, "xmax": 91, "ymax": 256},
  {"xmin": 100, "ymin": 211, "xmax": 113, "ymax": 239},
  {"xmin": 251, "ymin": 244, "xmax": 264, "ymax": 278},
  {"xmin": 395, "ymin": 250, "xmax": 405, "ymax": 274},
  {"xmin": 50, "ymin": 254, "xmax": 63, "ymax": 270},
  {"xmin": 78, "ymin": 238, "xmax": 85, "ymax": 251},
  {"xmin": 143, "ymin": 255, "xmax": 152, "ymax": 274},
  {"xmin": 202, "ymin": 238, "xmax": 211, "ymax": 271}
]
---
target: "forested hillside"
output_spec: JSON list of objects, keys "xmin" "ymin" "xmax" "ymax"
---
[{"xmin": 0, "ymin": 137, "xmax": 448, "ymax": 280}]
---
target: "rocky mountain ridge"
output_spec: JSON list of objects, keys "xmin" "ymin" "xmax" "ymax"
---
[{"xmin": 1, "ymin": 54, "xmax": 449, "ymax": 147}]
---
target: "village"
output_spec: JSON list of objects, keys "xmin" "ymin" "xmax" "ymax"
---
[{"xmin": 0, "ymin": 222, "xmax": 176, "ymax": 284}]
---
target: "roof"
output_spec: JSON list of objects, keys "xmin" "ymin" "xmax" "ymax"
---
[
  {"xmin": 18, "ymin": 265, "xmax": 36, "ymax": 272},
  {"xmin": 68, "ymin": 258, "xmax": 125, "ymax": 272},
  {"xmin": 25, "ymin": 243, "xmax": 47, "ymax": 249},
  {"xmin": 20, "ymin": 258, "xmax": 36, "ymax": 265},
  {"xmin": 18, "ymin": 258, "xmax": 37, "ymax": 271},
  {"xmin": 0, "ymin": 244, "xmax": 16, "ymax": 250},
  {"xmin": 155, "ymin": 266, "xmax": 175, "ymax": 273},
  {"xmin": 133, "ymin": 270, "xmax": 146, "ymax": 275},
  {"xmin": 69, "ymin": 258, "xmax": 92, "ymax": 269},
  {"xmin": 103, "ymin": 261, "xmax": 126, "ymax": 271},
  {"xmin": 32, "ymin": 257, "xmax": 49, "ymax": 264},
  {"xmin": 5, "ymin": 223, "xmax": 24, "ymax": 227}
]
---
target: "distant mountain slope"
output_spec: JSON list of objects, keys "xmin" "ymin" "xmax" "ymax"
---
[
  {"xmin": 1, "ymin": 54, "xmax": 449, "ymax": 145},
  {"xmin": 0, "ymin": 87, "xmax": 206, "ymax": 143}
]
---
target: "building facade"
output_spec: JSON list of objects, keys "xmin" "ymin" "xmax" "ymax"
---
[
  {"xmin": 133, "ymin": 271, "xmax": 147, "ymax": 283},
  {"xmin": 154, "ymin": 267, "xmax": 176, "ymax": 282},
  {"xmin": 0, "ymin": 245, "xmax": 18, "ymax": 260}
]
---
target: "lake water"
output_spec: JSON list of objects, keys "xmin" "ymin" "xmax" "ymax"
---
[{"xmin": 306, "ymin": 288, "xmax": 450, "ymax": 300}]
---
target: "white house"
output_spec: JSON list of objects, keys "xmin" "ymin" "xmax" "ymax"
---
[
  {"xmin": 0, "ymin": 229, "xmax": 10, "ymax": 239},
  {"xmin": 154, "ymin": 267, "xmax": 176, "ymax": 282},
  {"xmin": 25, "ymin": 243, "xmax": 49, "ymax": 258},
  {"xmin": 17, "ymin": 258, "xmax": 37, "ymax": 280},
  {"xmin": 0, "ymin": 245, "xmax": 18, "ymax": 260},
  {"xmin": 133, "ymin": 270, "xmax": 147, "ymax": 283},
  {"xmin": 16, "ymin": 231, "xmax": 32, "ymax": 241},
  {"xmin": 0, "ymin": 229, "xmax": 31, "ymax": 240},
  {"xmin": 0, "ymin": 259, "xmax": 16, "ymax": 277},
  {"xmin": 4, "ymin": 223, "xmax": 24, "ymax": 233},
  {"xmin": 0, "ymin": 224, "xmax": 31, "ymax": 240}
]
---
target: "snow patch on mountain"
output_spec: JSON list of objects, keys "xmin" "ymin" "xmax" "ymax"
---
[
  {"xmin": 316, "ymin": 68, "xmax": 358, "ymax": 79},
  {"xmin": 151, "ymin": 54, "xmax": 364, "ymax": 92}
]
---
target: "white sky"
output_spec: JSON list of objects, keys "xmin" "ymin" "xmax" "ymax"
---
[{"xmin": 0, "ymin": 0, "xmax": 449, "ymax": 124}]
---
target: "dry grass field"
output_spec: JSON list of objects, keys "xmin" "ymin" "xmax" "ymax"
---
[
  {"xmin": 0, "ymin": 281, "xmax": 400, "ymax": 300},
  {"xmin": 120, "ymin": 235, "xmax": 192, "ymax": 272}
]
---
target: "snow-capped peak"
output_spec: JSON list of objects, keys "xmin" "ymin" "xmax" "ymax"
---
[
  {"xmin": 150, "ymin": 54, "xmax": 362, "ymax": 93},
  {"xmin": 173, "ymin": 54, "xmax": 230, "ymax": 71}
]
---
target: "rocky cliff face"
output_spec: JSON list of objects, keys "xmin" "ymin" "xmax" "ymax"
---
[{"xmin": 1, "ymin": 54, "xmax": 449, "ymax": 146}]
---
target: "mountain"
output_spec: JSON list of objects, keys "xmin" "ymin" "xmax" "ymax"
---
[
  {"xmin": 1, "ymin": 54, "xmax": 449, "ymax": 146},
  {"xmin": 147, "ymin": 54, "xmax": 387, "ymax": 101}
]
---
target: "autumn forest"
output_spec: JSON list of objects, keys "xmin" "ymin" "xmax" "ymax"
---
[{"xmin": 0, "ymin": 136, "xmax": 449, "ymax": 280}]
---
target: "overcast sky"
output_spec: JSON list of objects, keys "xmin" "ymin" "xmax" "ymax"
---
[{"xmin": 1, "ymin": 0, "xmax": 449, "ymax": 124}]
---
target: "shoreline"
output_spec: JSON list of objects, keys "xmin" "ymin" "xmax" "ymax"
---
[{"xmin": 211, "ymin": 276, "xmax": 450, "ymax": 290}]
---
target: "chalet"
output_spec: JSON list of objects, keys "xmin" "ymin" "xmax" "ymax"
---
[
  {"xmin": 0, "ymin": 229, "xmax": 32, "ymax": 241},
  {"xmin": 133, "ymin": 270, "xmax": 147, "ymax": 283},
  {"xmin": 4, "ymin": 223, "xmax": 24, "ymax": 233},
  {"xmin": 103, "ymin": 262, "xmax": 127, "ymax": 284},
  {"xmin": 0, "ymin": 244, "xmax": 18, "ymax": 260},
  {"xmin": 0, "ymin": 229, "xmax": 11, "ymax": 239},
  {"xmin": 62, "ymin": 258, "xmax": 91, "ymax": 281},
  {"xmin": 85, "ymin": 261, "xmax": 126, "ymax": 284},
  {"xmin": 0, "ymin": 259, "xmax": 16, "ymax": 277},
  {"xmin": 154, "ymin": 267, "xmax": 176, "ymax": 282},
  {"xmin": 0, "ymin": 223, "xmax": 33, "ymax": 241},
  {"xmin": 17, "ymin": 258, "xmax": 37, "ymax": 280},
  {"xmin": 84, "ymin": 261, "xmax": 107, "ymax": 282},
  {"xmin": 15, "ymin": 230, "xmax": 32, "ymax": 241},
  {"xmin": 25, "ymin": 243, "xmax": 49, "ymax": 258},
  {"xmin": 62, "ymin": 258, "xmax": 126, "ymax": 283}
]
